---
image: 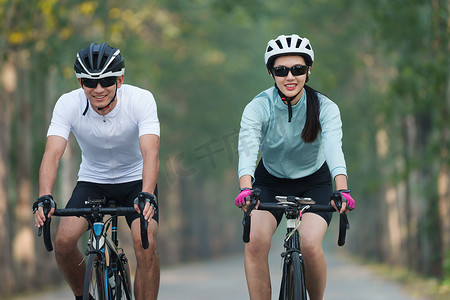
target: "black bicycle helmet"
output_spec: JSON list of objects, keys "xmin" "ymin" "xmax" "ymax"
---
[{"xmin": 74, "ymin": 43, "xmax": 125, "ymax": 79}]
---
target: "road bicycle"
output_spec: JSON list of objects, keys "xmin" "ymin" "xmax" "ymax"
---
[
  {"xmin": 242, "ymin": 188, "xmax": 350, "ymax": 300},
  {"xmin": 37, "ymin": 196, "xmax": 150, "ymax": 300}
]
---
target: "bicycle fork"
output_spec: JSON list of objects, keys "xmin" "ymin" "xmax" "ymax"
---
[{"xmin": 279, "ymin": 212, "xmax": 305, "ymax": 299}]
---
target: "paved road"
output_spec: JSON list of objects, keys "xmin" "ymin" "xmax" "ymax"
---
[
  {"xmin": 159, "ymin": 244, "xmax": 425, "ymax": 300},
  {"xmin": 11, "ymin": 243, "xmax": 424, "ymax": 300}
]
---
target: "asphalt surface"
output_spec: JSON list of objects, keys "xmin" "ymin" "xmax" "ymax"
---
[{"xmin": 10, "ymin": 243, "xmax": 425, "ymax": 300}]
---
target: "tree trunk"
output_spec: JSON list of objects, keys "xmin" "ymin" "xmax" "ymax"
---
[
  {"xmin": 433, "ymin": 0, "xmax": 450, "ymax": 277},
  {"xmin": 0, "ymin": 52, "xmax": 16, "ymax": 297}
]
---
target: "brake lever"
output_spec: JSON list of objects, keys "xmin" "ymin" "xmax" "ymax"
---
[
  {"xmin": 334, "ymin": 192, "xmax": 350, "ymax": 230},
  {"xmin": 37, "ymin": 201, "xmax": 52, "ymax": 237},
  {"xmin": 242, "ymin": 188, "xmax": 261, "ymax": 243},
  {"xmin": 137, "ymin": 195, "xmax": 149, "ymax": 249}
]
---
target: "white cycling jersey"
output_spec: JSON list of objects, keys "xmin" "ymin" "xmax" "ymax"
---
[{"xmin": 47, "ymin": 84, "xmax": 160, "ymax": 184}]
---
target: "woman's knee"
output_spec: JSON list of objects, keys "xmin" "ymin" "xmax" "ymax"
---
[
  {"xmin": 298, "ymin": 214, "xmax": 327, "ymax": 260},
  {"xmin": 300, "ymin": 237, "xmax": 323, "ymax": 260},
  {"xmin": 245, "ymin": 232, "xmax": 271, "ymax": 258},
  {"xmin": 245, "ymin": 211, "xmax": 276, "ymax": 257}
]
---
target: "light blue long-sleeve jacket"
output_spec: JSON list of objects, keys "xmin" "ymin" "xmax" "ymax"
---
[{"xmin": 238, "ymin": 86, "xmax": 347, "ymax": 180}]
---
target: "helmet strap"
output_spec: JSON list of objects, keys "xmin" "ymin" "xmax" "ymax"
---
[
  {"xmin": 274, "ymin": 84, "xmax": 301, "ymax": 123},
  {"xmin": 82, "ymin": 98, "xmax": 89, "ymax": 116}
]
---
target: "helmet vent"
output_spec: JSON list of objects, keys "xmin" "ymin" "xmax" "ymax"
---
[
  {"xmin": 264, "ymin": 34, "xmax": 315, "ymax": 67},
  {"xmin": 74, "ymin": 43, "xmax": 125, "ymax": 79},
  {"xmin": 276, "ymin": 40, "xmax": 283, "ymax": 49},
  {"xmin": 96, "ymin": 44, "xmax": 108, "ymax": 69}
]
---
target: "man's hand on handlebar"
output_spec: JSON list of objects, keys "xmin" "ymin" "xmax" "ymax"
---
[
  {"xmin": 133, "ymin": 192, "xmax": 158, "ymax": 221},
  {"xmin": 33, "ymin": 195, "xmax": 56, "ymax": 228}
]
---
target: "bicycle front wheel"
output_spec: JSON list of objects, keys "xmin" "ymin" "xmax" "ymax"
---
[
  {"xmin": 115, "ymin": 254, "xmax": 132, "ymax": 300},
  {"xmin": 84, "ymin": 254, "xmax": 106, "ymax": 300},
  {"xmin": 279, "ymin": 252, "xmax": 307, "ymax": 300}
]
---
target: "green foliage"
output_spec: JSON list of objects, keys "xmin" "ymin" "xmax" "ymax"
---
[
  {"xmin": 363, "ymin": 0, "xmax": 449, "ymax": 277},
  {"xmin": 444, "ymin": 250, "xmax": 450, "ymax": 284}
]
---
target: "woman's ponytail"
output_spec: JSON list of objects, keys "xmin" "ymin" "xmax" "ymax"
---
[{"xmin": 301, "ymin": 85, "xmax": 321, "ymax": 143}]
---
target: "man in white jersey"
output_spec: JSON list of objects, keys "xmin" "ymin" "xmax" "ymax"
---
[{"xmin": 33, "ymin": 43, "xmax": 160, "ymax": 300}]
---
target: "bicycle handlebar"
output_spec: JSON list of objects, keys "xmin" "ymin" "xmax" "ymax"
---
[
  {"xmin": 39, "ymin": 205, "xmax": 149, "ymax": 252},
  {"xmin": 242, "ymin": 188, "xmax": 350, "ymax": 246},
  {"xmin": 51, "ymin": 207, "xmax": 137, "ymax": 216}
]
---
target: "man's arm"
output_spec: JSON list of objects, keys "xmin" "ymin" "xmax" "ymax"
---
[
  {"xmin": 137, "ymin": 134, "xmax": 160, "ymax": 220},
  {"xmin": 35, "ymin": 135, "xmax": 67, "ymax": 227}
]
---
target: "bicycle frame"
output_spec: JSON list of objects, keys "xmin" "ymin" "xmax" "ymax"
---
[
  {"xmin": 88, "ymin": 215, "xmax": 126, "ymax": 299},
  {"xmin": 38, "ymin": 198, "xmax": 149, "ymax": 300},
  {"xmin": 242, "ymin": 189, "xmax": 350, "ymax": 300},
  {"xmin": 277, "ymin": 202, "xmax": 311, "ymax": 300},
  {"xmin": 78, "ymin": 202, "xmax": 134, "ymax": 300}
]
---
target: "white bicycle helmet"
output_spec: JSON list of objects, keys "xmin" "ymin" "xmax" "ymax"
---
[
  {"xmin": 264, "ymin": 34, "xmax": 314, "ymax": 69},
  {"xmin": 74, "ymin": 43, "xmax": 125, "ymax": 79}
]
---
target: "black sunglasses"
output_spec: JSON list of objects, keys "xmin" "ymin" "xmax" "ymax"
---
[
  {"xmin": 272, "ymin": 65, "xmax": 309, "ymax": 77},
  {"xmin": 81, "ymin": 77, "xmax": 117, "ymax": 88}
]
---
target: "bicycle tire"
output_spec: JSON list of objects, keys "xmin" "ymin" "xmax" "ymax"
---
[
  {"xmin": 84, "ymin": 254, "xmax": 106, "ymax": 300},
  {"xmin": 280, "ymin": 253, "xmax": 307, "ymax": 300},
  {"xmin": 114, "ymin": 254, "xmax": 132, "ymax": 300}
]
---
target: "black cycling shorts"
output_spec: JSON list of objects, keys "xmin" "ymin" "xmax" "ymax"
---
[
  {"xmin": 66, "ymin": 180, "xmax": 159, "ymax": 228},
  {"xmin": 253, "ymin": 161, "xmax": 333, "ymax": 226}
]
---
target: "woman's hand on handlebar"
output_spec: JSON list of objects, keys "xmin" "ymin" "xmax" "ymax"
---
[
  {"xmin": 330, "ymin": 190, "xmax": 355, "ymax": 214},
  {"xmin": 235, "ymin": 189, "xmax": 260, "ymax": 212}
]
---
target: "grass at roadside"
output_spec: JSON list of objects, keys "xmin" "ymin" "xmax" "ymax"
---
[{"xmin": 361, "ymin": 261, "xmax": 450, "ymax": 300}]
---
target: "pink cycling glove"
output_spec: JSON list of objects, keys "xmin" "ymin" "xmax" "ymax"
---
[
  {"xmin": 341, "ymin": 192, "xmax": 355, "ymax": 210},
  {"xmin": 235, "ymin": 189, "xmax": 252, "ymax": 207}
]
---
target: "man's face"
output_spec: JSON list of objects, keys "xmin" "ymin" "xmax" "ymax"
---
[{"xmin": 78, "ymin": 75, "xmax": 124, "ymax": 114}]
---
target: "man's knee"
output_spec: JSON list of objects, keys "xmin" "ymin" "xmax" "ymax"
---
[
  {"xmin": 54, "ymin": 219, "xmax": 86, "ymax": 255},
  {"xmin": 54, "ymin": 232, "xmax": 80, "ymax": 259},
  {"xmin": 134, "ymin": 233, "xmax": 157, "ymax": 252},
  {"xmin": 132, "ymin": 220, "xmax": 158, "ymax": 259}
]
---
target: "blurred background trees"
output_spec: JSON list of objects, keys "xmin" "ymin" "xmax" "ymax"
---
[{"xmin": 0, "ymin": 0, "xmax": 448, "ymax": 296}]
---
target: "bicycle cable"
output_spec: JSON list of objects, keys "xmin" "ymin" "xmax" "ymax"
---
[{"xmin": 284, "ymin": 205, "xmax": 310, "ymax": 243}]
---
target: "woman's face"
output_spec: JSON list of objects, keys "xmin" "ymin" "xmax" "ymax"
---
[{"xmin": 271, "ymin": 55, "xmax": 310, "ymax": 101}]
